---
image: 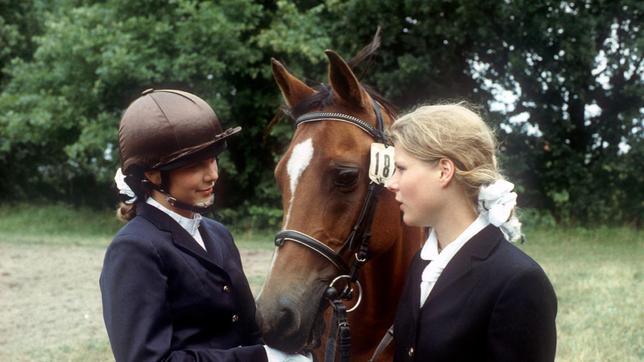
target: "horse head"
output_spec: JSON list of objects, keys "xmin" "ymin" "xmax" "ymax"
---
[{"xmin": 256, "ymin": 50, "xmax": 423, "ymax": 359}]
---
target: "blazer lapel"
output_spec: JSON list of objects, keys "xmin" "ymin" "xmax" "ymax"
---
[
  {"xmin": 410, "ymin": 256, "xmax": 431, "ymax": 321},
  {"xmin": 425, "ymin": 225, "xmax": 504, "ymax": 305},
  {"xmin": 137, "ymin": 202, "xmax": 221, "ymax": 269},
  {"xmin": 199, "ymin": 224, "xmax": 224, "ymax": 267}
]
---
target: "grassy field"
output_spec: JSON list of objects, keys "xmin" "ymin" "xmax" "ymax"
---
[{"xmin": 0, "ymin": 204, "xmax": 641, "ymax": 361}]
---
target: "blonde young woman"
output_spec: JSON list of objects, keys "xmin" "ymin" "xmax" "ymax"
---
[{"xmin": 386, "ymin": 104, "xmax": 557, "ymax": 361}]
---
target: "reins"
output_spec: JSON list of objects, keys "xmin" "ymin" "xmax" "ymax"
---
[{"xmin": 273, "ymin": 100, "xmax": 389, "ymax": 362}]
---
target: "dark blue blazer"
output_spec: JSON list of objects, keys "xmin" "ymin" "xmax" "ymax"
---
[
  {"xmin": 100, "ymin": 202, "xmax": 267, "ymax": 362},
  {"xmin": 394, "ymin": 225, "xmax": 557, "ymax": 362}
]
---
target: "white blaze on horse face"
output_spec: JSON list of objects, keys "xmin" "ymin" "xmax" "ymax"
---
[
  {"xmin": 283, "ymin": 138, "xmax": 314, "ymax": 228},
  {"xmin": 261, "ymin": 138, "xmax": 314, "ymax": 289}
]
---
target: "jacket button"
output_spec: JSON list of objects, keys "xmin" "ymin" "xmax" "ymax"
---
[
  {"xmin": 408, "ymin": 347, "xmax": 414, "ymax": 357},
  {"xmin": 232, "ymin": 314, "xmax": 239, "ymax": 323},
  {"xmin": 223, "ymin": 285, "xmax": 231, "ymax": 293}
]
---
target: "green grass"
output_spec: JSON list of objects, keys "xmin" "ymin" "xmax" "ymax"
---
[
  {"xmin": 230, "ymin": 228, "xmax": 276, "ymax": 250},
  {"xmin": 520, "ymin": 226, "xmax": 643, "ymax": 362},
  {"xmin": 0, "ymin": 203, "xmax": 121, "ymax": 247},
  {"xmin": 0, "ymin": 203, "xmax": 274, "ymax": 249},
  {"xmin": 0, "ymin": 204, "xmax": 641, "ymax": 361}
]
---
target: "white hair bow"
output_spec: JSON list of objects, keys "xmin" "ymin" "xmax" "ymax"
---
[
  {"xmin": 114, "ymin": 168, "xmax": 137, "ymax": 204},
  {"xmin": 478, "ymin": 179, "xmax": 522, "ymax": 242}
]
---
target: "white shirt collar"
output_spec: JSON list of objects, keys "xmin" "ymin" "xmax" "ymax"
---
[
  {"xmin": 417, "ymin": 214, "xmax": 490, "ymax": 307},
  {"xmin": 420, "ymin": 213, "xmax": 490, "ymax": 262},
  {"xmin": 146, "ymin": 197, "xmax": 203, "ymax": 239}
]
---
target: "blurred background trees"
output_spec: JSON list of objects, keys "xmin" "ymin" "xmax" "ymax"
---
[{"xmin": 0, "ymin": 0, "xmax": 641, "ymax": 226}]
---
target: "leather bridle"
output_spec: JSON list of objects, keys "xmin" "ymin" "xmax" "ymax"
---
[
  {"xmin": 273, "ymin": 100, "xmax": 390, "ymax": 362},
  {"xmin": 274, "ymin": 101, "xmax": 388, "ymax": 281}
]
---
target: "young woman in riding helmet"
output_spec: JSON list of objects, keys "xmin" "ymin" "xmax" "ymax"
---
[{"xmin": 100, "ymin": 89, "xmax": 311, "ymax": 362}]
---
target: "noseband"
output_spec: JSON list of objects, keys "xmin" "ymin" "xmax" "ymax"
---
[{"xmin": 274, "ymin": 100, "xmax": 389, "ymax": 361}]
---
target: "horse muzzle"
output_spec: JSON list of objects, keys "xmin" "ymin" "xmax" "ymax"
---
[{"xmin": 256, "ymin": 283, "xmax": 327, "ymax": 353}]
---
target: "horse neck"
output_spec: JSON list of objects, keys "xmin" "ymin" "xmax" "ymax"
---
[{"xmin": 357, "ymin": 223, "xmax": 421, "ymax": 314}]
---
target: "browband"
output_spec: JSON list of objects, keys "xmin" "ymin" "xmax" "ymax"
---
[{"xmin": 294, "ymin": 103, "xmax": 388, "ymax": 143}]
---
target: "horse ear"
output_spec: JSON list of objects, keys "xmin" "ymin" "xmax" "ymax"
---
[
  {"xmin": 272, "ymin": 58, "xmax": 315, "ymax": 109},
  {"xmin": 325, "ymin": 50, "xmax": 368, "ymax": 108}
]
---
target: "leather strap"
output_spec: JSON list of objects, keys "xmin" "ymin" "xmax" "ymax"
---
[
  {"xmin": 368, "ymin": 325, "xmax": 394, "ymax": 362},
  {"xmin": 275, "ymin": 230, "xmax": 351, "ymax": 275}
]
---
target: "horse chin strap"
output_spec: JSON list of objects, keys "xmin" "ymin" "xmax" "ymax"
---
[{"xmin": 273, "ymin": 101, "xmax": 389, "ymax": 362}]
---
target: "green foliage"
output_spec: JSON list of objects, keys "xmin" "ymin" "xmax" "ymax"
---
[
  {"xmin": 321, "ymin": 0, "xmax": 643, "ymax": 225},
  {"xmin": 518, "ymin": 207, "xmax": 558, "ymax": 229},
  {"xmin": 0, "ymin": 0, "xmax": 44, "ymax": 85},
  {"xmin": 1, "ymin": 0, "xmax": 269, "ymax": 206},
  {"xmin": 216, "ymin": 201, "xmax": 283, "ymax": 231},
  {"xmin": 0, "ymin": 0, "xmax": 641, "ymax": 225},
  {"xmin": 256, "ymin": 0, "xmax": 331, "ymax": 71}
]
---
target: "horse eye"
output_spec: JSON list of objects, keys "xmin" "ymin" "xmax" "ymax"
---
[{"xmin": 334, "ymin": 168, "xmax": 359, "ymax": 188}]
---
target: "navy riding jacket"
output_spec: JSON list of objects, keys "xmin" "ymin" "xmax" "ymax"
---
[
  {"xmin": 100, "ymin": 202, "xmax": 268, "ymax": 362},
  {"xmin": 394, "ymin": 225, "xmax": 557, "ymax": 362}
]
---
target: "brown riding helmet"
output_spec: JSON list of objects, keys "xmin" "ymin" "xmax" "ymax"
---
[{"xmin": 118, "ymin": 88, "xmax": 241, "ymax": 175}]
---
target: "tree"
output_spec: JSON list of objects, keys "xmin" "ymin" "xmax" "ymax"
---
[
  {"xmin": 0, "ymin": 0, "xmax": 326, "ymax": 210},
  {"xmin": 319, "ymin": 0, "xmax": 643, "ymax": 224},
  {"xmin": 1, "ymin": 0, "xmax": 641, "ymax": 225}
]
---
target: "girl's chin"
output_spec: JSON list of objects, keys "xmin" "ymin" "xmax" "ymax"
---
[
  {"xmin": 194, "ymin": 195, "xmax": 214, "ymax": 208},
  {"xmin": 402, "ymin": 213, "xmax": 428, "ymax": 228},
  {"xmin": 402, "ymin": 213, "xmax": 417, "ymax": 226}
]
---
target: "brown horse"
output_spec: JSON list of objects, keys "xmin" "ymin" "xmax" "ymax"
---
[{"xmin": 255, "ymin": 50, "xmax": 425, "ymax": 361}]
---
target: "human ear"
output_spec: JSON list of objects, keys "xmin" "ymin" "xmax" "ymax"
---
[
  {"xmin": 437, "ymin": 158, "xmax": 455, "ymax": 186},
  {"xmin": 144, "ymin": 170, "xmax": 162, "ymax": 186}
]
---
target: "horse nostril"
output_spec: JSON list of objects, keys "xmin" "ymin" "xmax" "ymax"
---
[{"xmin": 275, "ymin": 296, "xmax": 301, "ymax": 336}]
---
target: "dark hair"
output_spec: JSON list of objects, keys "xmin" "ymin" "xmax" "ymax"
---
[
  {"xmin": 114, "ymin": 169, "xmax": 152, "ymax": 222},
  {"xmin": 116, "ymin": 202, "xmax": 137, "ymax": 222}
]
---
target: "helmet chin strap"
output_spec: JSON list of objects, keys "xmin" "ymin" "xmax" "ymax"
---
[
  {"xmin": 143, "ymin": 179, "xmax": 213, "ymax": 215},
  {"xmin": 165, "ymin": 195, "xmax": 212, "ymax": 215}
]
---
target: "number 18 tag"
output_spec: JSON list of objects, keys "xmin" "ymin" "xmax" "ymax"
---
[{"xmin": 369, "ymin": 143, "xmax": 396, "ymax": 185}]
